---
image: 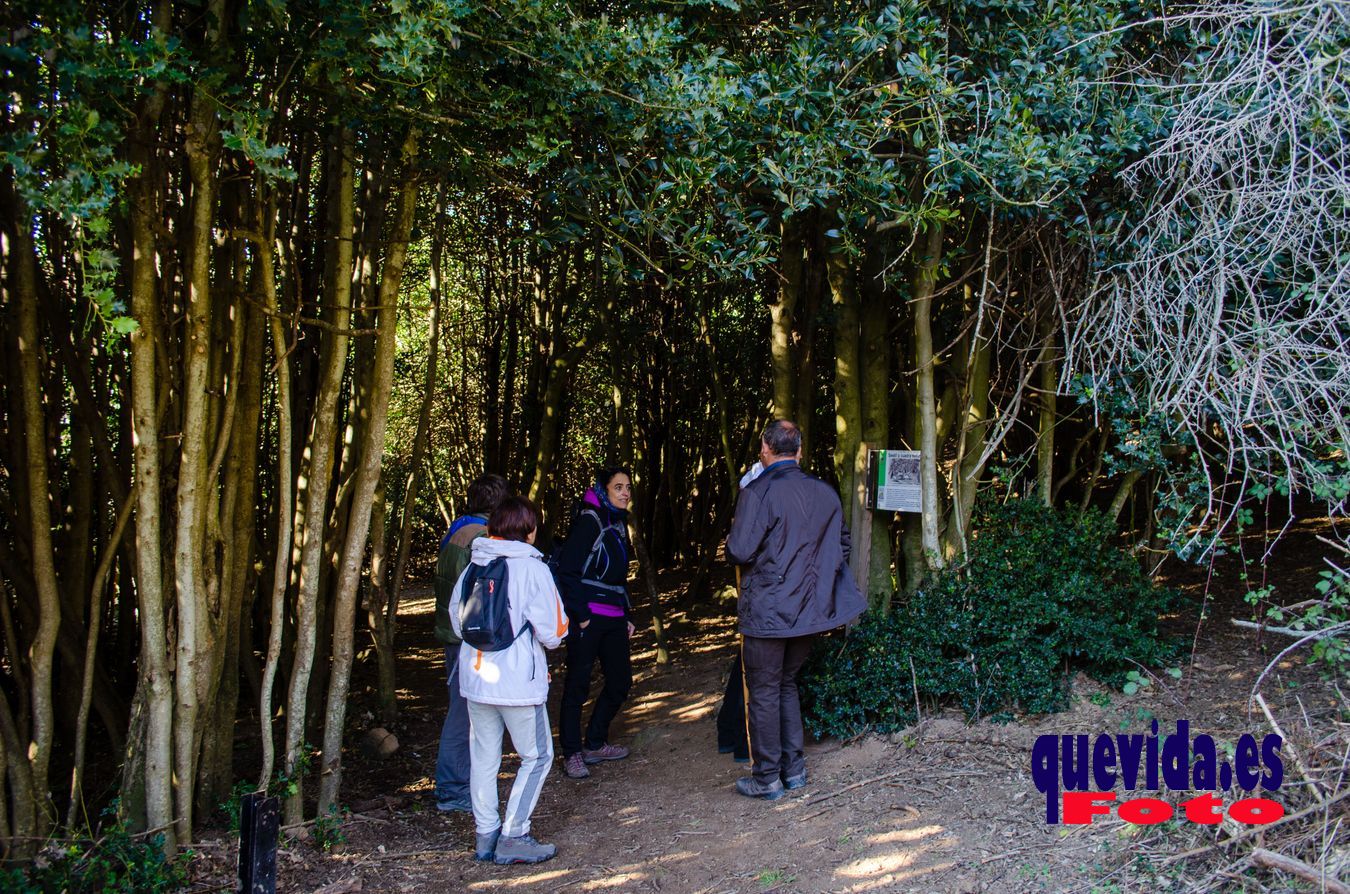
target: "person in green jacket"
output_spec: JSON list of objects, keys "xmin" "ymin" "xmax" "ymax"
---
[{"xmin": 433, "ymin": 473, "xmax": 508, "ymax": 812}]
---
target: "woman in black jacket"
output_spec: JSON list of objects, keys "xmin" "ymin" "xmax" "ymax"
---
[{"xmin": 556, "ymin": 466, "xmax": 635, "ymax": 779}]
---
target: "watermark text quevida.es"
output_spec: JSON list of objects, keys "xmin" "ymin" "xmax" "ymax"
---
[{"xmin": 1031, "ymin": 720, "xmax": 1284, "ymax": 825}]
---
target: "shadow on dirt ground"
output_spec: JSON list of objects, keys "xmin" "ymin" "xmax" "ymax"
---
[{"xmin": 191, "ymin": 518, "xmax": 1347, "ymax": 894}]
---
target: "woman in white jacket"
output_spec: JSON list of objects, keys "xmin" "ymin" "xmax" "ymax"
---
[{"xmin": 450, "ymin": 496, "xmax": 569, "ymax": 865}]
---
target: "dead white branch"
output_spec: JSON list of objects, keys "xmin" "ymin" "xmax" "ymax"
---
[{"xmin": 1065, "ymin": 0, "xmax": 1350, "ymax": 518}]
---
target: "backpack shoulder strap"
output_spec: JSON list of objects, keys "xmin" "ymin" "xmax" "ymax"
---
[{"xmin": 575, "ymin": 509, "xmax": 610, "ymax": 576}]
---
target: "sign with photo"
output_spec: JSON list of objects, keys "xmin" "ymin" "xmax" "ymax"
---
[{"xmin": 867, "ymin": 449, "xmax": 922, "ymax": 512}]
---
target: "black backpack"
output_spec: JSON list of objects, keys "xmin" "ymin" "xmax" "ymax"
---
[
  {"xmin": 458, "ymin": 557, "xmax": 532, "ymax": 652},
  {"xmin": 545, "ymin": 508, "xmax": 612, "ymax": 586}
]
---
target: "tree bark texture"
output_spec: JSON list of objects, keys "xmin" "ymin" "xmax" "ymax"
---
[
  {"xmin": 912, "ymin": 222, "xmax": 946, "ymax": 572},
  {"xmin": 318, "ymin": 128, "xmax": 420, "ymax": 814}
]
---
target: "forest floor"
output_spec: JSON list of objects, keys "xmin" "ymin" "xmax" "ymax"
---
[{"xmin": 193, "ymin": 517, "xmax": 1347, "ymax": 894}]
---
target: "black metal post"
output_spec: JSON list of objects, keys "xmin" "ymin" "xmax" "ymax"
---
[{"xmin": 237, "ymin": 791, "xmax": 279, "ymax": 894}]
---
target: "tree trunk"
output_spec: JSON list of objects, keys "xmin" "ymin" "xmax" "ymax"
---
[
  {"xmin": 859, "ymin": 242, "xmax": 892, "ymax": 607},
  {"xmin": 0, "ymin": 657, "xmax": 37, "ymax": 857},
  {"xmin": 257, "ymin": 191, "xmax": 294, "ymax": 791},
  {"xmin": 627, "ymin": 516, "xmax": 669, "ymax": 665},
  {"xmin": 8, "ymin": 193, "xmax": 61, "ymax": 837},
  {"xmin": 123, "ymin": 68, "xmax": 175, "ymax": 847},
  {"xmin": 318, "ymin": 129, "xmax": 420, "ymax": 814},
  {"xmin": 828, "ymin": 229, "xmax": 862, "ymax": 514},
  {"xmin": 1109, "ymin": 470, "xmax": 1143, "ymax": 523},
  {"xmin": 770, "ymin": 216, "xmax": 803, "ymax": 419},
  {"xmin": 196, "ymin": 289, "xmax": 263, "ymax": 822},
  {"xmin": 170, "ymin": 20, "xmax": 229, "ymax": 836},
  {"xmin": 68, "ymin": 488, "xmax": 136, "ymax": 829},
  {"xmin": 912, "ymin": 222, "xmax": 945, "ymax": 573},
  {"xmin": 1036, "ymin": 325, "xmax": 1057, "ymax": 508},
  {"xmin": 945, "ymin": 322, "xmax": 992, "ymax": 559},
  {"xmin": 284, "ymin": 126, "xmax": 356, "ymax": 825},
  {"xmin": 372, "ymin": 183, "xmax": 442, "ymax": 724},
  {"xmin": 795, "ymin": 220, "xmax": 825, "ymax": 462}
]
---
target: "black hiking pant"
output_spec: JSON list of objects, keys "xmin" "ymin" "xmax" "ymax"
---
[
  {"xmin": 742, "ymin": 633, "xmax": 815, "ymax": 785},
  {"xmin": 716, "ymin": 654, "xmax": 750, "ymax": 760},
  {"xmin": 559, "ymin": 614, "xmax": 632, "ymax": 757}
]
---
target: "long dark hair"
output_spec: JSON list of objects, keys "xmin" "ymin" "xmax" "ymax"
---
[{"xmin": 596, "ymin": 465, "xmax": 632, "ymax": 492}]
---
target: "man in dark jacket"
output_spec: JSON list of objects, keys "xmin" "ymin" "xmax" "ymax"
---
[
  {"xmin": 725, "ymin": 420, "xmax": 866, "ymax": 800},
  {"xmin": 433, "ymin": 473, "xmax": 508, "ymax": 812}
]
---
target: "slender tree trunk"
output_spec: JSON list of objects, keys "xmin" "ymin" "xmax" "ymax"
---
[
  {"xmin": 912, "ymin": 222, "xmax": 945, "ymax": 572},
  {"xmin": 425, "ymin": 456, "xmax": 453, "ymax": 527},
  {"xmin": 859, "ymin": 243, "xmax": 892, "ymax": 607},
  {"xmin": 946, "ymin": 223, "xmax": 996, "ymax": 559},
  {"xmin": 828, "ymin": 230, "xmax": 862, "ymax": 513},
  {"xmin": 372, "ymin": 183, "xmax": 441, "ymax": 724},
  {"xmin": 1109, "ymin": 470, "xmax": 1143, "ymax": 523},
  {"xmin": 257, "ymin": 192, "xmax": 294, "ymax": 790},
  {"xmin": 284, "ymin": 126, "xmax": 355, "ymax": 825},
  {"xmin": 0, "ymin": 651, "xmax": 36, "ymax": 857},
  {"xmin": 946, "ymin": 326, "xmax": 992, "ymax": 558},
  {"xmin": 68, "ymin": 489, "xmax": 136, "ymax": 829},
  {"xmin": 698, "ymin": 296, "xmax": 739, "ymax": 491},
  {"xmin": 1079, "ymin": 427, "xmax": 1111, "ymax": 510},
  {"xmin": 627, "ymin": 516, "xmax": 669, "ymax": 665},
  {"xmin": 369, "ymin": 479, "xmax": 393, "ymax": 716},
  {"xmin": 170, "ymin": 67, "xmax": 225, "ymax": 842},
  {"xmin": 318, "ymin": 129, "xmax": 420, "ymax": 814},
  {"xmin": 1036, "ymin": 324, "xmax": 1057, "ymax": 508},
  {"xmin": 528, "ymin": 252, "xmax": 603, "ymax": 509},
  {"xmin": 123, "ymin": 67, "xmax": 175, "ymax": 847},
  {"xmin": 8, "ymin": 195, "xmax": 61, "ymax": 837},
  {"xmin": 795, "ymin": 220, "xmax": 824, "ymax": 461},
  {"xmin": 770, "ymin": 216, "xmax": 803, "ymax": 419},
  {"xmin": 196, "ymin": 291, "xmax": 263, "ymax": 821}
]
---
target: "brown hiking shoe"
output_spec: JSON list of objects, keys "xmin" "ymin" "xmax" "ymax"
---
[
  {"xmin": 582, "ymin": 743, "xmax": 630, "ymax": 765},
  {"xmin": 563, "ymin": 753, "xmax": 590, "ymax": 779}
]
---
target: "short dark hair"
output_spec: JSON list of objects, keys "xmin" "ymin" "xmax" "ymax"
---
[
  {"xmin": 488, "ymin": 496, "xmax": 538, "ymax": 542},
  {"xmin": 596, "ymin": 465, "xmax": 632, "ymax": 490},
  {"xmin": 466, "ymin": 474, "xmax": 509, "ymax": 516},
  {"xmin": 762, "ymin": 419, "xmax": 801, "ymax": 457}
]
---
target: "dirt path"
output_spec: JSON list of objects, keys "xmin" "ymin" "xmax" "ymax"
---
[{"xmin": 196, "ymin": 524, "xmax": 1344, "ymax": 894}]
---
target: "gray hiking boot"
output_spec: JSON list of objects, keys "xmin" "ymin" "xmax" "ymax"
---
[
  {"xmin": 735, "ymin": 775, "xmax": 785, "ymax": 801},
  {"xmin": 581, "ymin": 742, "xmax": 630, "ymax": 764},
  {"xmin": 563, "ymin": 753, "xmax": 590, "ymax": 779},
  {"xmin": 493, "ymin": 834, "xmax": 557, "ymax": 865},
  {"xmin": 474, "ymin": 829, "xmax": 500, "ymax": 862},
  {"xmin": 783, "ymin": 771, "xmax": 808, "ymax": 790}
]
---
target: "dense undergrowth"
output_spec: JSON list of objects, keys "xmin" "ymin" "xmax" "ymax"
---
[
  {"xmin": 0, "ymin": 811, "xmax": 189, "ymax": 893},
  {"xmin": 802, "ymin": 500, "xmax": 1182, "ymax": 736}
]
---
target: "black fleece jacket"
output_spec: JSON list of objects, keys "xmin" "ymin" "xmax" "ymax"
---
[{"xmin": 555, "ymin": 508, "xmax": 631, "ymax": 623}]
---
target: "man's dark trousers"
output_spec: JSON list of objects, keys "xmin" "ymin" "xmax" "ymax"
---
[
  {"xmin": 742, "ymin": 634, "xmax": 815, "ymax": 786},
  {"xmin": 716, "ymin": 654, "xmax": 749, "ymax": 759},
  {"xmin": 434, "ymin": 647, "xmax": 470, "ymax": 803}
]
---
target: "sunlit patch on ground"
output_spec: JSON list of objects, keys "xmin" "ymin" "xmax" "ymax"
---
[
  {"xmin": 466, "ymin": 866, "xmax": 570, "ymax": 889},
  {"xmin": 256, "ymin": 534, "xmax": 1341, "ymax": 894}
]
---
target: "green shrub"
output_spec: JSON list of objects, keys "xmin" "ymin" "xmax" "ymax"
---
[
  {"xmin": 799, "ymin": 609, "xmax": 918, "ymax": 738},
  {"xmin": 1, "ymin": 811, "xmax": 190, "ymax": 893},
  {"xmin": 802, "ymin": 500, "xmax": 1181, "ymax": 736}
]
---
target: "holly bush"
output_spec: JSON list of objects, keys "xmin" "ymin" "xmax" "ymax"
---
[{"xmin": 802, "ymin": 500, "xmax": 1182, "ymax": 737}]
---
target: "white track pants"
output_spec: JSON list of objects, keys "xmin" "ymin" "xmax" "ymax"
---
[{"xmin": 466, "ymin": 700, "xmax": 554, "ymax": 837}]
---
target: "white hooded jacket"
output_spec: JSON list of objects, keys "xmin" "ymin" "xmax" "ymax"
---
[{"xmin": 449, "ymin": 536, "xmax": 568, "ymax": 706}]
